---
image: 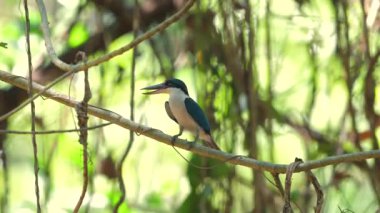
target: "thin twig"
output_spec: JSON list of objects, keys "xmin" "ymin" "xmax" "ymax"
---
[
  {"xmin": 0, "ymin": 0, "xmax": 195, "ymax": 123},
  {"xmin": 0, "ymin": 122, "xmax": 111, "ymax": 134},
  {"xmin": 114, "ymin": 2, "xmax": 139, "ymax": 211},
  {"xmin": 340, "ymin": 1, "xmax": 362, "ymax": 151},
  {"xmin": 0, "ymin": 68, "xmax": 76, "ymax": 122},
  {"xmin": 271, "ymin": 172, "xmax": 285, "ymax": 198},
  {"xmin": 73, "ymin": 52, "xmax": 92, "ymax": 213},
  {"xmin": 264, "ymin": 0, "xmax": 275, "ymax": 163},
  {"xmin": 363, "ymin": 48, "xmax": 380, "ymax": 205},
  {"xmin": 1, "ymin": 70, "xmax": 380, "ymax": 174},
  {"xmin": 283, "ymin": 158, "xmax": 303, "ymax": 213},
  {"xmin": 240, "ymin": 0, "xmax": 264, "ymax": 210},
  {"xmin": 305, "ymin": 170, "xmax": 324, "ymax": 212},
  {"xmin": 24, "ymin": 0, "xmax": 41, "ymax": 212},
  {"xmin": 35, "ymin": 0, "xmax": 196, "ymax": 72},
  {"xmin": 0, "ymin": 145, "xmax": 9, "ymax": 212},
  {"xmin": 342, "ymin": 1, "xmax": 380, "ymax": 204},
  {"xmin": 359, "ymin": 0, "xmax": 371, "ymax": 59},
  {"xmin": 171, "ymin": 145, "xmax": 241, "ymax": 169}
]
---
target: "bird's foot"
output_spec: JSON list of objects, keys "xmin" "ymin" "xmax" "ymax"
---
[
  {"xmin": 171, "ymin": 135, "xmax": 180, "ymax": 146},
  {"xmin": 171, "ymin": 127, "xmax": 184, "ymax": 146}
]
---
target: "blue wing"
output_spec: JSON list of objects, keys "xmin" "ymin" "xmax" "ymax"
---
[{"xmin": 184, "ymin": 98, "xmax": 211, "ymax": 134}]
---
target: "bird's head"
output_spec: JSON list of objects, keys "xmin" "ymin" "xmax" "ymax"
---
[{"xmin": 142, "ymin": 78, "xmax": 189, "ymax": 95}]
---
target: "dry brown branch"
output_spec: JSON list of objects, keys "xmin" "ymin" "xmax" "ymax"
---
[
  {"xmin": 0, "ymin": 0, "xmax": 195, "ymax": 123},
  {"xmin": 0, "ymin": 123, "xmax": 111, "ymax": 134},
  {"xmin": 35, "ymin": 0, "xmax": 196, "ymax": 72},
  {"xmin": 283, "ymin": 158, "xmax": 303, "ymax": 212},
  {"xmin": 1, "ymin": 70, "xmax": 380, "ymax": 174},
  {"xmin": 305, "ymin": 170, "xmax": 324, "ymax": 212},
  {"xmin": 24, "ymin": 0, "xmax": 41, "ymax": 211},
  {"xmin": 271, "ymin": 172, "xmax": 285, "ymax": 198},
  {"xmin": 73, "ymin": 52, "xmax": 91, "ymax": 213},
  {"xmin": 114, "ymin": 2, "xmax": 139, "ymax": 211},
  {"xmin": 0, "ymin": 69, "xmax": 76, "ymax": 122}
]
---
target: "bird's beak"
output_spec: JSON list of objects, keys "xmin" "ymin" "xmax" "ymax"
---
[{"xmin": 141, "ymin": 83, "xmax": 168, "ymax": 95}]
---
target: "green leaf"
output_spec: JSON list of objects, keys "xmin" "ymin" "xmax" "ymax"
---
[
  {"xmin": 68, "ymin": 22, "xmax": 89, "ymax": 47},
  {"xmin": 145, "ymin": 192, "xmax": 163, "ymax": 209},
  {"xmin": 0, "ymin": 42, "xmax": 7, "ymax": 49},
  {"xmin": 176, "ymin": 191, "xmax": 201, "ymax": 213}
]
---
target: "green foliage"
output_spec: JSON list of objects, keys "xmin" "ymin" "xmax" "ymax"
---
[
  {"xmin": 0, "ymin": 42, "xmax": 7, "ymax": 49},
  {"xmin": 177, "ymin": 191, "xmax": 200, "ymax": 213},
  {"xmin": 68, "ymin": 22, "xmax": 89, "ymax": 48},
  {"xmin": 145, "ymin": 192, "xmax": 163, "ymax": 209},
  {"xmin": 0, "ymin": 0, "xmax": 379, "ymax": 212}
]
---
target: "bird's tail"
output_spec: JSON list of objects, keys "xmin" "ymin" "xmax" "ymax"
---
[{"xmin": 204, "ymin": 134, "xmax": 220, "ymax": 150}]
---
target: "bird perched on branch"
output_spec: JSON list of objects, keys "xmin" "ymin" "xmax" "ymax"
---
[{"xmin": 142, "ymin": 78, "xmax": 220, "ymax": 150}]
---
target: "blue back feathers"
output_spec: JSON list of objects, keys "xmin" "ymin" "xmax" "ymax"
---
[{"xmin": 184, "ymin": 98, "xmax": 211, "ymax": 134}]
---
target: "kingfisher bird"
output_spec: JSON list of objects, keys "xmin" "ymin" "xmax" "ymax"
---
[{"xmin": 142, "ymin": 78, "xmax": 220, "ymax": 150}]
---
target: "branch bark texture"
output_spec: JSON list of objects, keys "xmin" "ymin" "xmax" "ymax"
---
[{"xmin": 1, "ymin": 69, "xmax": 380, "ymax": 174}]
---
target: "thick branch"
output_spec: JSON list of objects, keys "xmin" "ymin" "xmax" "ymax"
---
[{"xmin": 1, "ymin": 70, "xmax": 380, "ymax": 173}]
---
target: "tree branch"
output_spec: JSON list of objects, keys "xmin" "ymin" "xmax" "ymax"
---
[
  {"xmin": 114, "ymin": 2, "xmax": 139, "ymax": 211},
  {"xmin": 73, "ymin": 52, "xmax": 92, "ymax": 213},
  {"xmin": 0, "ymin": 0, "xmax": 195, "ymax": 123},
  {"xmin": 35, "ymin": 0, "xmax": 195, "ymax": 72},
  {"xmin": 24, "ymin": 0, "xmax": 41, "ymax": 211},
  {"xmin": 1, "ymin": 69, "xmax": 380, "ymax": 174},
  {"xmin": 283, "ymin": 159, "xmax": 302, "ymax": 212},
  {"xmin": 0, "ymin": 123, "xmax": 111, "ymax": 135}
]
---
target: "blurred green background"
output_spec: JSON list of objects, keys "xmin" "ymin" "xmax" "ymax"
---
[{"xmin": 0, "ymin": 0, "xmax": 379, "ymax": 212}]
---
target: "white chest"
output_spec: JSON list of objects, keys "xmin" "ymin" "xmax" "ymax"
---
[{"xmin": 168, "ymin": 90, "xmax": 199, "ymax": 132}]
